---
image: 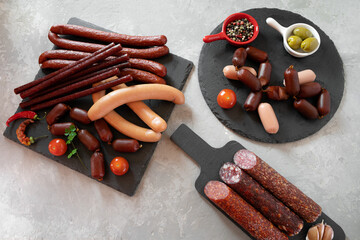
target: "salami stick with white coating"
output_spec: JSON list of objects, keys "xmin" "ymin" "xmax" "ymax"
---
[
  {"xmin": 220, "ymin": 162, "xmax": 303, "ymax": 236},
  {"xmin": 233, "ymin": 149, "xmax": 322, "ymax": 223},
  {"xmin": 204, "ymin": 180, "xmax": 288, "ymax": 240}
]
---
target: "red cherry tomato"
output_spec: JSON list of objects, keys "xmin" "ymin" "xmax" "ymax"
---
[
  {"xmin": 110, "ymin": 157, "xmax": 129, "ymax": 176},
  {"xmin": 48, "ymin": 138, "xmax": 67, "ymax": 156},
  {"xmin": 217, "ymin": 89, "xmax": 237, "ymax": 109}
]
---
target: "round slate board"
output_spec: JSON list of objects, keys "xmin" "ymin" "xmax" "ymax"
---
[{"xmin": 198, "ymin": 8, "xmax": 344, "ymax": 143}]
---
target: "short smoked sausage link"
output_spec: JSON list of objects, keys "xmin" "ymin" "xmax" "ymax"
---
[
  {"xmin": 48, "ymin": 32, "xmax": 169, "ymax": 59},
  {"xmin": 258, "ymin": 61, "xmax": 272, "ymax": 86},
  {"xmin": 220, "ymin": 162, "xmax": 304, "ymax": 236},
  {"xmin": 293, "ymin": 99, "xmax": 319, "ymax": 119},
  {"xmin": 232, "ymin": 48, "xmax": 247, "ymax": 68},
  {"xmin": 237, "ymin": 68, "xmax": 261, "ymax": 92},
  {"xmin": 91, "ymin": 150, "xmax": 105, "ymax": 181},
  {"xmin": 245, "ymin": 46, "xmax": 268, "ymax": 63},
  {"xmin": 244, "ymin": 91, "xmax": 262, "ymax": 111},
  {"xmin": 77, "ymin": 129, "xmax": 100, "ymax": 152},
  {"xmin": 233, "ymin": 149, "xmax": 322, "ymax": 223},
  {"xmin": 204, "ymin": 181, "xmax": 288, "ymax": 240},
  {"xmin": 46, "ymin": 103, "xmax": 70, "ymax": 126},
  {"xmin": 112, "ymin": 139, "xmax": 141, "ymax": 153},
  {"xmin": 69, "ymin": 107, "xmax": 91, "ymax": 124},
  {"xmin": 50, "ymin": 24, "xmax": 167, "ymax": 47},
  {"xmin": 264, "ymin": 86, "xmax": 289, "ymax": 101},
  {"xmin": 94, "ymin": 118, "xmax": 113, "ymax": 144},
  {"xmin": 128, "ymin": 58, "xmax": 167, "ymax": 77},
  {"xmin": 119, "ymin": 68, "xmax": 166, "ymax": 84},
  {"xmin": 49, "ymin": 122, "xmax": 76, "ymax": 136},
  {"xmin": 317, "ymin": 88, "xmax": 330, "ymax": 117}
]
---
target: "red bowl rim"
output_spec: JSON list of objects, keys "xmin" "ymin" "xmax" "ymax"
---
[{"xmin": 221, "ymin": 12, "xmax": 259, "ymax": 46}]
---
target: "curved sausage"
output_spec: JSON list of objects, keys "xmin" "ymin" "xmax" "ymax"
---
[
  {"xmin": 69, "ymin": 107, "xmax": 91, "ymax": 124},
  {"xmin": 88, "ymin": 84, "xmax": 185, "ymax": 121},
  {"xmin": 220, "ymin": 162, "xmax": 303, "ymax": 236},
  {"xmin": 48, "ymin": 32, "xmax": 169, "ymax": 59},
  {"xmin": 94, "ymin": 118, "xmax": 113, "ymax": 144},
  {"xmin": 39, "ymin": 49, "xmax": 90, "ymax": 64},
  {"xmin": 258, "ymin": 103, "xmax": 279, "ymax": 134},
  {"xmin": 233, "ymin": 149, "xmax": 322, "ymax": 223},
  {"xmin": 128, "ymin": 58, "xmax": 167, "ymax": 77},
  {"xmin": 41, "ymin": 59, "xmax": 76, "ymax": 69},
  {"xmin": 112, "ymin": 84, "xmax": 167, "ymax": 132},
  {"xmin": 50, "ymin": 24, "xmax": 167, "ymax": 47},
  {"xmin": 119, "ymin": 68, "xmax": 166, "ymax": 84},
  {"xmin": 92, "ymin": 90, "xmax": 162, "ymax": 142},
  {"xmin": 204, "ymin": 181, "xmax": 288, "ymax": 240},
  {"xmin": 46, "ymin": 103, "xmax": 70, "ymax": 126}
]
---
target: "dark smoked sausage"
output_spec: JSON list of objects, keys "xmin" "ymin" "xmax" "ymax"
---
[
  {"xmin": 220, "ymin": 162, "xmax": 303, "ymax": 236},
  {"xmin": 46, "ymin": 103, "xmax": 70, "ymax": 126},
  {"xmin": 204, "ymin": 180, "xmax": 288, "ymax": 240},
  {"xmin": 69, "ymin": 107, "xmax": 91, "ymax": 124},
  {"xmin": 233, "ymin": 149, "xmax": 322, "ymax": 223},
  {"xmin": 50, "ymin": 24, "xmax": 167, "ymax": 47},
  {"xmin": 128, "ymin": 58, "xmax": 167, "ymax": 77},
  {"xmin": 94, "ymin": 119, "xmax": 113, "ymax": 144},
  {"xmin": 119, "ymin": 68, "xmax": 166, "ymax": 84},
  {"xmin": 91, "ymin": 150, "xmax": 105, "ymax": 181},
  {"xmin": 77, "ymin": 129, "xmax": 100, "ymax": 152}
]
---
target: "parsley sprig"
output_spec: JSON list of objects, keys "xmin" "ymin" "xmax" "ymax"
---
[{"xmin": 64, "ymin": 125, "xmax": 86, "ymax": 169}]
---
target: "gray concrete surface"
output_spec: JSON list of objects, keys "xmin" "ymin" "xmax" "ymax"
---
[{"xmin": 0, "ymin": 0, "xmax": 359, "ymax": 239}]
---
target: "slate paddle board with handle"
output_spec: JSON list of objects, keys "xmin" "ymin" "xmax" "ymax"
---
[{"xmin": 170, "ymin": 124, "xmax": 346, "ymax": 240}]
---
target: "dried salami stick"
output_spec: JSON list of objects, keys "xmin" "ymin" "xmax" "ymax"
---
[
  {"xmin": 204, "ymin": 181, "xmax": 288, "ymax": 240},
  {"xmin": 20, "ymin": 67, "xmax": 120, "ymax": 109},
  {"xmin": 14, "ymin": 42, "xmax": 115, "ymax": 95},
  {"xmin": 50, "ymin": 24, "xmax": 167, "ymax": 47},
  {"xmin": 220, "ymin": 162, "xmax": 303, "ymax": 236},
  {"xmin": 31, "ymin": 75, "xmax": 133, "ymax": 111},
  {"xmin": 20, "ymin": 43, "xmax": 122, "ymax": 99},
  {"xmin": 39, "ymin": 49, "xmax": 90, "ymax": 64},
  {"xmin": 233, "ymin": 149, "xmax": 322, "ymax": 223},
  {"xmin": 48, "ymin": 32, "xmax": 169, "ymax": 59},
  {"xmin": 32, "ymin": 61, "xmax": 130, "ymax": 98}
]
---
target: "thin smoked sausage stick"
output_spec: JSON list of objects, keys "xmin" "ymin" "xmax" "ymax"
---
[
  {"xmin": 50, "ymin": 24, "xmax": 167, "ymax": 47},
  {"xmin": 30, "ymin": 75, "xmax": 133, "ymax": 111},
  {"xmin": 48, "ymin": 32, "xmax": 169, "ymax": 59},
  {"xmin": 39, "ymin": 49, "xmax": 90, "ymax": 64},
  {"xmin": 20, "ymin": 43, "xmax": 122, "ymax": 99},
  {"xmin": 233, "ymin": 149, "xmax": 322, "ymax": 223},
  {"xmin": 14, "ymin": 42, "xmax": 115, "ymax": 95}
]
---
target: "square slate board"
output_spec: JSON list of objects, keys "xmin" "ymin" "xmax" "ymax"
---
[{"xmin": 3, "ymin": 17, "xmax": 194, "ymax": 196}]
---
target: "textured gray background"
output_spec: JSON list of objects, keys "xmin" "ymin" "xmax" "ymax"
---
[{"xmin": 1, "ymin": 0, "xmax": 359, "ymax": 239}]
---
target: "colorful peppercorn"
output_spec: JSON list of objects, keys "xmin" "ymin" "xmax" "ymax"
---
[{"xmin": 226, "ymin": 18, "xmax": 254, "ymax": 42}]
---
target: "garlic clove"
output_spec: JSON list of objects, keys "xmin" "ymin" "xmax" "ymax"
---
[
  {"xmin": 307, "ymin": 225, "xmax": 320, "ymax": 240},
  {"xmin": 322, "ymin": 225, "xmax": 334, "ymax": 240},
  {"xmin": 317, "ymin": 222, "xmax": 325, "ymax": 240}
]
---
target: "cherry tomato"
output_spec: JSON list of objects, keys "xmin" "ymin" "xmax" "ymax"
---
[
  {"xmin": 217, "ymin": 89, "xmax": 237, "ymax": 109},
  {"xmin": 48, "ymin": 138, "xmax": 67, "ymax": 156},
  {"xmin": 110, "ymin": 157, "xmax": 129, "ymax": 176}
]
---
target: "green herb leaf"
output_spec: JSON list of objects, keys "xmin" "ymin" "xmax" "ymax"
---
[
  {"xmin": 64, "ymin": 125, "xmax": 77, "ymax": 144},
  {"xmin": 68, "ymin": 148, "xmax": 77, "ymax": 159}
]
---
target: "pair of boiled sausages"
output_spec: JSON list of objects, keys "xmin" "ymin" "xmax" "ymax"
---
[{"xmin": 91, "ymin": 80, "xmax": 185, "ymax": 142}]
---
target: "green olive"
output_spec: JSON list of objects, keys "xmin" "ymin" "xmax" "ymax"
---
[
  {"xmin": 300, "ymin": 37, "xmax": 319, "ymax": 52},
  {"xmin": 293, "ymin": 27, "xmax": 313, "ymax": 40},
  {"xmin": 287, "ymin": 35, "xmax": 302, "ymax": 50}
]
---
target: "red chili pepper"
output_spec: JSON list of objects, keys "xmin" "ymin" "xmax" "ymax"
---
[{"xmin": 6, "ymin": 111, "xmax": 39, "ymax": 127}]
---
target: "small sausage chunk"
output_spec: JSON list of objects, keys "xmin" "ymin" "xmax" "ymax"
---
[
  {"xmin": 237, "ymin": 68, "xmax": 261, "ymax": 92},
  {"xmin": 69, "ymin": 107, "xmax": 91, "ymax": 124},
  {"xmin": 258, "ymin": 103, "xmax": 279, "ymax": 134},
  {"xmin": 46, "ymin": 103, "xmax": 69, "ymax": 125},
  {"xmin": 245, "ymin": 46, "xmax": 268, "ymax": 63},
  {"xmin": 297, "ymin": 82, "xmax": 322, "ymax": 99},
  {"xmin": 77, "ymin": 129, "xmax": 100, "ymax": 151},
  {"xmin": 91, "ymin": 150, "xmax": 105, "ymax": 181},
  {"xmin": 244, "ymin": 91, "xmax": 262, "ymax": 111},
  {"xmin": 232, "ymin": 48, "xmax": 247, "ymax": 68},
  {"xmin": 49, "ymin": 122, "xmax": 75, "ymax": 136},
  {"xmin": 94, "ymin": 118, "xmax": 113, "ymax": 144},
  {"xmin": 258, "ymin": 61, "xmax": 272, "ymax": 86},
  {"xmin": 293, "ymin": 99, "xmax": 319, "ymax": 119},
  {"xmin": 284, "ymin": 65, "xmax": 300, "ymax": 97},
  {"xmin": 317, "ymin": 89, "xmax": 330, "ymax": 118},
  {"xmin": 112, "ymin": 139, "xmax": 141, "ymax": 153}
]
